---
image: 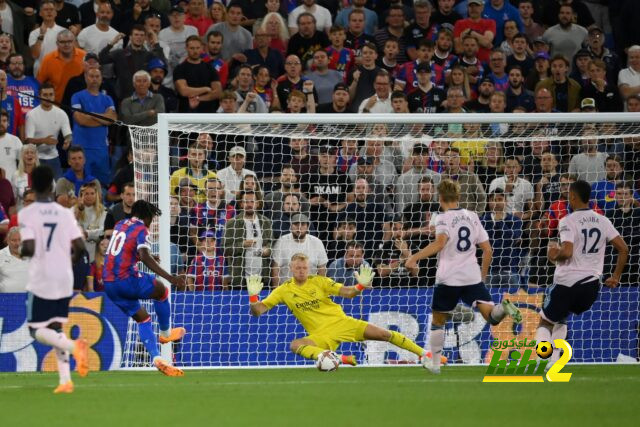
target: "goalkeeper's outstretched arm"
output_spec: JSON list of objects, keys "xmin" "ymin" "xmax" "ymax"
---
[
  {"xmin": 339, "ymin": 265, "xmax": 376, "ymax": 298},
  {"xmin": 247, "ymin": 275, "xmax": 269, "ymax": 317}
]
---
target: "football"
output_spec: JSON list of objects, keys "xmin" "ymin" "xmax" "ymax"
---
[
  {"xmin": 536, "ymin": 341, "xmax": 554, "ymax": 359},
  {"xmin": 316, "ymin": 351, "xmax": 340, "ymax": 372}
]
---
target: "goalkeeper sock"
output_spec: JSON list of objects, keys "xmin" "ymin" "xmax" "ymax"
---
[
  {"xmin": 488, "ymin": 304, "xmax": 506, "ymax": 325},
  {"xmin": 137, "ymin": 318, "xmax": 161, "ymax": 359},
  {"xmin": 550, "ymin": 323, "xmax": 568, "ymax": 364},
  {"xmin": 535, "ymin": 326, "xmax": 552, "ymax": 347},
  {"xmin": 34, "ymin": 328, "xmax": 75, "ymax": 352},
  {"xmin": 55, "ymin": 349, "xmax": 71, "ymax": 385},
  {"xmin": 295, "ymin": 345, "xmax": 325, "ymax": 361},
  {"xmin": 429, "ymin": 326, "xmax": 445, "ymax": 368},
  {"xmin": 388, "ymin": 331, "xmax": 425, "ymax": 357},
  {"xmin": 153, "ymin": 289, "xmax": 171, "ymax": 335}
]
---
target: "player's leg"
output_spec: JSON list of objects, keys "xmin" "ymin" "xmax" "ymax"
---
[
  {"xmin": 549, "ymin": 320, "xmax": 568, "ymax": 365},
  {"xmin": 290, "ymin": 337, "xmax": 328, "ymax": 360},
  {"xmin": 147, "ymin": 277, "xmax": 186, "ymax": 344},
  {"xmin": 467, "ymin": 282, "xmax": 522, "ymax": 325},
  {"xmin": 535, "ymin": 283, "xmax": 573, "ymax": 361},
  {"xmin": 362, "ymin": 323, "xmax": 430, "ymax": 360}
]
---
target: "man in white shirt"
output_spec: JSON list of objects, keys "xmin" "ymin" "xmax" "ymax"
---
[
  {"xmin": 618, "ymin": 45, "xmax": 640, "ymax": 103},
  {"xmin": 271, "ymin": 213, "xmax": 329, "ymax": 286},
  {"xmin": 28, "ymin": 0, "xmax": 65, "ymax": 76},
  {"xmin": 77, "ymin": 1, "xmax": 122, "ymax": 80},
  {"xmin": 216, "ymin": 145, "xmax": 257, "ymax": 202},
  {"xmin": 489, "ymin": 157, "xmax": 534, "ymax": 220},
  {"xmin": 25, "ymin": 82, "xmax": 72, "ymax": 179},
  {"xmin": 0, "ymin": 109, "xmax": 22, "ymax": 179},
  {"xmin": 0, "ymin": 227, "xmax": 29, "ymax": 292},
  {"xmin": 358, "ymin": 70, "xmax": 393, "ymax": 113},
  {"xmin": 288, "ymin": 0, "xmax": 332, "ymax": 34},
  {"xmin": 159, "ymin": 6, "xmax": 198, "ymax": 73}
]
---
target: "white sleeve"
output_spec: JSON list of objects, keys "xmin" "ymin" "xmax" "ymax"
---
[
  {"xmin": 524, "ymin": 180, "xmax": 534, "ymax": 202},
  {"xmin": 25, "ymin": 111, "xmax": 36, "ymax": 139},
  {"xmin": 59, "ymin": 109, "xmax": 72, "ymax": 137},
  {"xmin": 272, "ymin": 238, "xmax": 282, "ymax": 267},
  {"xmin": 18, "ymin": 210, "xmax": 34, "ymax": 240},
  {"xmin": 315, "ymin": 238, "xmax": 329, "ymax": 267},
  {"xmin": 488, "ymin": 178, "xmax": 500, "ymax": 193},
  {"xmin": 288, "ymin": 9, "xmax": 299, "ymax": 29},
  {"xmin": 604, "ymin": 217, "xmax": 621, "ymax": 242},
  {"xmin": 435, "ymin": 214, "xmax": 449, "ymax": 237},
  {"xmin": 28, "ymin": 29, "xmax": 39, "ymax": 47},
  {"xmin": 558, "ymin": 217, "xmax": 575, "ymax": 244}
]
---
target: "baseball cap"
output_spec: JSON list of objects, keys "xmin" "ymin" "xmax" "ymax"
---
[
  {"xmin": 318, "ymin": 144, "xmax": 337, "ymax": 154},
  {"xmin": 199, "ymin": 229, "xmax": 216, "ymax": 239},
  {"xmin": 468, "ymin": 0, "xmax": 484, "ymax": 5},
  {"xmin": 533, "ymin": 37, "xmax": 549, "ymax": 46},
  {"xmin": 479, "ymin": 76, "xmax": 494, "ymax": 86},
  {"xmin": 84, "ymin": 52, "xmax": 99, "ymax": 62},
  {"xmin": 290, "ymin": 213, "xmax": 309, "ymax": 224},
  {"xmin": 588, "ymin": 25, "xmax": 604, "ymax": 35},
  {"xmin": 357, "ymin": 156, "xmax": 374, "ymax": 166},
  {"xmin": 535, "ymin": 52, "xmax": 550, "ymax": 61},
  {"xmin": 147, "ymin": 57, "xmax": 168, "ymax": 72},
  {"xmin": 169, "ymin": 5, "xmax": 184, "ymax": 14},
  {"xmin": 416, "ymin": 62, "xmax": 432, "ymax": 73},
  {"xmin": 175, "ymin": 177, "xmax": 197, "ymax": 194},
  {"xmin": 333, "ymin": 82, "xmax": 349, "ymax": 93},
  {"xmin": 581, "ymin": 98, "xmax": 596, "ymax": 110},
  {"xmin": 575, "ymin": 48, "xmax": 590, "ymax": 58},
  {"xmin": 229, "ymin": 146, "xmax": 246, "ymax": 157}
]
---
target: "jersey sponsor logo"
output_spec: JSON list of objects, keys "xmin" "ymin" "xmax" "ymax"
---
[
  {"xmin": 295, "ymin": 298, "xmax": 321, "ymax": 311},
  {"xmin": 313, "ymin": 185, "xmax": 343, "ymax": 195}
]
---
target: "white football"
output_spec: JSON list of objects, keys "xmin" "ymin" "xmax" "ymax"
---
[{"xmin": 316, "ymin": 350, "xmax": 339, "ymax": 372}]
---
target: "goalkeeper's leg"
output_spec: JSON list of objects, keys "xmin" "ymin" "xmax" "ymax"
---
[
  {"xmin": 290, "ymin": 338, "xmax": 327, "ymax": 360},
  {"xmin": 362, "ymin": 324, "xmax": 447, "ymax": 366}
]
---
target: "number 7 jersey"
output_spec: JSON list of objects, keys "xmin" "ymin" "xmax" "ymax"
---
[
  {"xmin": 434, "ymin": 208, "xmax": 489, "ymax": 287},
  {"xmin": 555, "ymin": 209, "xmax": 620, "ymax": 286},
  {"xmin": 103, "ymin": 217, "xmax": 151, "ymax": 282}
]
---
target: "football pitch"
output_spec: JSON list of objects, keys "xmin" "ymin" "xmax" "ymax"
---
[{"xmin": 1, "ymin": 365, "xmax": 637, "ymax": 426}]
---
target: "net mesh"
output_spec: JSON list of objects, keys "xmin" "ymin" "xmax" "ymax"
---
[{"xmin": 126, "ymin": 116, "xmax": 640, "ymax": 367}]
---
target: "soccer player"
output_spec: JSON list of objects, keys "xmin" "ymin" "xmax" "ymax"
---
[
  {"xmin": 103, "ymin": 200, "xmax": 187, "ymax": 377},
  {"xmin": 537, "ymin": 180, "xmax": 628, "ymax": 364},
  {"xmin": 405, "ymin": 179, "xmax": 522, "ymax": 374},
  {"xmin": 19, "ymin": 165, "xmax": 89, "ymax": 394},
  {"xmin": 248, "ymin": 253, "xmax": 445, "ymax": 368}
]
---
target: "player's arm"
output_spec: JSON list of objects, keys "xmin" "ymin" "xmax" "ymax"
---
[
  {"xmin": 477, "ymin": 240, "xmax": 493, "ymax": 283},
  {"xmin": 20, "ymin": 239, "xmax": 35, "ymax": 258},
  {"xmin": 547, "ymin": 240, "xmax": 572, "ymax": 262},
  {"xmin": 339, "ymin": 265, "xmax": 375, "ymax": 298},
  {"xmin": 139, "ymin": 247, "xmax": 185, "ymax": 288},
  {"xmin": 71, "ymin": 237, "xmax": 86, "ymax": 264},
  {"xmin": 404, "ymin": 232, "xmax": 448, "ymax": 269},
  {"xmin": 247, "ymin": 275, "xmax": 270, "ymax": 316},
  {"xmin": 605, "ymin": 236, "xmax": 629, "ymax": 288}
]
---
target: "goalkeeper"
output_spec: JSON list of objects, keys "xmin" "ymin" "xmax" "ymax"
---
[{"xmin": 248, "ymin": 253, "xmax": 444, "ymax": 367}]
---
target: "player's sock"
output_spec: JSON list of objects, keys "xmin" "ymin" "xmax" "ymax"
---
[
  {"xmin": 295, "ymin": 345, "xmax": 325, "ymax": 361},
  {"xmin": 34, "ymin": 328, "xmax": 75, "ymax": 352},
  {"xmin": 550, "ymin": 322, "xmax": 568, "ymax": 364},
  {"xmin": 535, "ymin": 326, "xmax": 552, "ymax": 346},
  {"xmin": 488, "ymin": 304, "xmax": 506, "ymax": 325},
  {"xmin": 137, "ymin": 318, "xmax": 161, "ymax": 359},
  {"xmin": 153, "ymin": 287, "xmax": 171, "ymax": 337},
  {"xmin": 55, "ymin": 349, "xmax": 71, "ymax": 385},
  {"xmin": 388, "ymin": 331, "xmax": 426, "ymax": 357},
  {"xmin": 429, "ymin": 326, "xmax": 445, "ymax": 369}
]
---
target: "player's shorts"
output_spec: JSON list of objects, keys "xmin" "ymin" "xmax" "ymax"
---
[
  {"xmin": 26, "ymin": 293, "xmax": 71, "ymax": 329},
  {"xmin": 541, "ymin": 279, "xmax": 600, "ymax": 323},
  {"xmin": 432, "ymin": 282, "xmax": 493, "ymax": 313},
  {"xmin": 104, "ymin": 272, "xmax": 157, "ymax": 317},
  {"xmin": 305, "ymin": 317, "xmax": 369, "ymax": 351}
]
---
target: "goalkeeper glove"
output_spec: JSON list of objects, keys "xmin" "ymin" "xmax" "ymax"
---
[
  {"xmin": 353, "ymin": 265, "xmax": 375, "ymax": 291},
  {"xmin": 246, "ymin": 275, "xmax": 264, "ymax": 303}
]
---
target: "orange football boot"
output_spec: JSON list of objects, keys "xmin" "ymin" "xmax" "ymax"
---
[
  {"xmin": 73, "ymin": 339, "xmax": 89, "ymax": 377},
  {"xmin": 154, "ymin": 358, "xmax": 184, "ymax": 377},
  {"xmin": 158, "ymin": 327, "xmax": 187, "ymax": 344},
  {"xmin": 53, "ymin": 381, "xmax": 74, "ymax": 394}
]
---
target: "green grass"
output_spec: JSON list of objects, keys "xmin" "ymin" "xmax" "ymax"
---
[{"xmin": 1, "ymin": 365, "xmax": 638, "ymax": 426}]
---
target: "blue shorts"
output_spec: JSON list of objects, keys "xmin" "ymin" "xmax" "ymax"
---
[
  {"xmin": 432, "ymin": 283, "xmax": 493, "ymax": 313},
  {"xmin": 26, "ymin": 293, "xmax": 71, "ymax": 328},
  {"xmin": 104, "ymin": 273, "xmax": 157, "ymax": 317}
]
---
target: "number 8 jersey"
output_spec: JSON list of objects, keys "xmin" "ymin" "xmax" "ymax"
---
[
  {"xmin": 103, "ymin": 217, "xmax": 151, "ymax": 282},
  {"xmin": 555, "ymin": 209, "xmax": 620, "ymax": 286},
  {"xmin": 434, "ymin": 208, "xmax": 490, "ymax": 287}
]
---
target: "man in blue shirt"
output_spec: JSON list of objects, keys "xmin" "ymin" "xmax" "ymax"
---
[
  {"xmin": 592, "ymin": 155, "xmax": 640, "ymax": 213},
  {"xmin": 335, "ymin": 0, "xmax": 378, "ymax": 35},
  {"xmin": 71, "ymin": 68, "xmax": 117, "ymax": 187},
  {"xmin": 327, "ymin": 241, "xmax": 371, "ymax": 287},
  {"xmin": 483, "ymin": 0, "xmax": 523, "ymax": 45},
  {"xmin": 6, "ymin": 53, "xmax": 40, "ymax": 116}
]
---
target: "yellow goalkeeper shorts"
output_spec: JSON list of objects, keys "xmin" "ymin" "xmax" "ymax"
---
[{"xmin": 305, "ymin": 317, "xmax": 369, "ymax": 351}]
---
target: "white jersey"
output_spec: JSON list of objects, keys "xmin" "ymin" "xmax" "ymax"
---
[
  {"xmin": 19, "ymin": 201, "xmax": 83, "ymax": 299},
  {"xmin": 434, "ymin": 208, "xmax": 489, "ymax": 287},
  {"xmin": 554, "ymin": 209, "xmax": 620, "ymax": 286}
]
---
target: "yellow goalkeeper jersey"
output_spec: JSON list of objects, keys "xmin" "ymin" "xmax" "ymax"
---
[{"xmin": 262, "ymin": 276, "xmax": 346, "ymax": 334}]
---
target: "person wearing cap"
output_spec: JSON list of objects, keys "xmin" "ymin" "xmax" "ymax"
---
[
  {"xmin": 536, "ymin": 54, "xmax": 582, "ymax": 112},
  {"xmin": 453, "ymin": 0, "xmax": 496, "ymax": 64},
  {"xmin": 570, "ymin": 48, "xmax": 592, "ymax": 88},
  {"xmin": 394, "ymin": 39, "xmax": 433, "ymax": 92},
  {"xmin": 148, "ymin": 57, "xmax": 178, "ymax": 113},
  {"xmin": 170, "ymin": 141, "xmax": 218, "ymax": 204},
  {"xmin": 407, "ymin": 61, "xmax": 445, "ymax": 113},
  {"xmin": 579, "ymin": 97, "xmax": 596, "ymax": 112},
  {"xmin": 28, "ymin": 0, "xmax": 65, "ymax": 76},
  {"xmin": 223, "ymin": 190, "xmax": 272, "ymax": 290},
  {"xmin": 517, "ymin": 1, "xmax": 543, "ymax": 42},
  {"xmin": 542, "ymin": 3, "xmax": 588, "ymax": 62},
  {"xmin": 358, "ymin": 70, "xmax": 392, "ymax": 113},
  {"xmin": 525, "ymin": 51, "xmax": 550, "ymax": 91},
  {"xmin": 316, "ymin": 82, "xmax": 353, "ymax": 113},
  {"xmin": 585, "ymin": 25, "xmax": 620, "ymax": 86},
  {"xmin": 531, "ymin": 37, "xmax": 550, "ymax": 56},
  {"xmin": 37, "ymin": 29, "xmax": 86, "ymax": 104},
  {"xmin": 465, "ymin": 76, "xmax": 493, "ymax": 112},
  {"xmin": 216, "ymin": 145, "xmax": 257, "ymax": 203},
  {"xmin": 188, "ymin": 228, "xmax": 230, "ymax": 291},
  {"xmin": 271, "ymin": 213, "xmax": 329, "ymax": 286},
  {"xmin": 158, "ymin": 5, "xmax": 198, "ymax": 72}
]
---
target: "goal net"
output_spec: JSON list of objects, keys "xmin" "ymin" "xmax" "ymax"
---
[{"xmin": 127, "ymin": 113, "xmax": 640, "ymax": 368}]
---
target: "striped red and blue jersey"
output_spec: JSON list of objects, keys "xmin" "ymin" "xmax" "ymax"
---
[
  {"xmin": 396, "ymin": 60, "xmax": 436, "ymax": 92},
  {"xmin": 202, "ymin": 55, "xmax": 228, "ymax": 87},
  {"xmin": 336, "ymin": 152, "xmax": 358, "ymax": 174},
  {"xmin": 188, "ymin": 252, "xmax": 228, "ymax": 291},
  {"xmin": 326, "ymin": 46, "xmax": 355, "ymax": 78},
  {"xmin": 407, "ymin": 85, "xmax": 446, "ymax": 113},
  {"xmin": 344, "ymin": 32, "xmax": 376, "ymax": 57},
  {"xmin": 103, "ymin": 218, "xmax": 150, "ymax": 282},
  {"xmin": 432, "ymin": 53, "xmax": 458, "ymax": 87}
]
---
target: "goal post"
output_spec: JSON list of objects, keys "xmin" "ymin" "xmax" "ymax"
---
[{"xmin": 126, "ymin": 112, "xmax": 640, "ymax": 368}]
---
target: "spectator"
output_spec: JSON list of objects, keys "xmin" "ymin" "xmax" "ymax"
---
[
  {"xmin": 223, "ymin": 190, "xmax": 272, "ymax": 289},
  {"xmin": 148, "ymin": 58, "xmax": 178, "ymax": 113},
  {"xmin": 271, "ymin": 193, "xmax": 309, "ymax": 239},
  {"xmin": 144, "ymin": 14, "xmax": 171, "ymax": 73},
  {"xmin": 489, "ymin": 156, "xmax": 534, "ymax": 220},
  {"xmin": 0, "ymin": 227, "xmax": 28, "ymax": 292},
  {"xmin": 304, "ymin": 49, "xmax": 342, "ymax": 104},
  {"xmin": 536, "ymin": 55, "xmax": 582, "ymax": 112},
  {"xmin": 541, "ymin": 0, "xmax": 594, "ymax": 29},
  {"xmin": 202, "ymin": 31, "xmax": 229, "ymax": 89},
  {"xmin": 2, "ymin": 182, "xmax": 21, "ymax": 226},
  {"xmin": 159, "ymin": 5, "xmax": 198, "ymax": 73},
  {"xmin": 0, "ymin": 110, "xmax": 21, "ymax": 180},
  {"xmin": 326, "ymin": 25, "xmax": 356, "ymax": 78},
  {"xmin": 507, "ymin": 33, "xmax": 533, "ymax": 77},
  {"xmin": 475, "ymin": 140, "xmax": 504, "ymax": 191},
  {"xmin": 480, "ymin": 188, "xmax": 522, "ymax": 287},
  {"xmin": 263, "ymin": 165, "xmax": 310, "ymax": 217},
  {"xmin": 458, "ymin": 35, "xmax": 485, "ymax": 88},
  {"xmin": 0, "ymin": 70, "xmax": 23, "ymax": 139},
  {"xmin": 105, "ymin": 147, "xmax": 133, "ymax": 203},
  {"xmin": 571, "ymin": 48, "xmax": 592, "ymax": 88},
  {"xmin": 618, "ymin": 45, "xmax": 640, "ymax": 104},
  {"xmin": 61, "ymin": 52, "xmax": 117, "ymax": 115},
  {"xmin": 607, "ymin": 181, "xmax": 640, "ymax": 285},
  {"xmin": 592, "ymin": 156, "xmax": 640, "ymax": 214},
  {"xmin": 442, "ymin": 147, "xmax": 487, "ymax": 212},
  {"xmin": 374, "ymin": 4, "xmax": 408, "ymax": 64},
  {"xmin": 170, "ymin": 194, "xmax": 191, "ymax": 257},
  {"xmin": 447, "ymin": 65, "xmax": 472, "ymax": 99},
  {"xmin": 518, "ymin": 0, "xmax": 543, "ymax": 42},
  {"xmin": 11, "ymin": 144, "xmax": 38, "ymax": 210},
  {"xmin": 349, "ymin": 136, "xmax": 396, "ymax": 189},
  {"xmin": 453, "ymin": 0, "xmax": 496, "ymax": 64},
  {"xmin": 288, "ymin": 0, "xmax": 332, "ymax": 35},
  {"xmin": 344, "ymin": 8, "xmax": 376, "ymax": 57},
  {"xmin": 209, "ymin": 1, "xmax": 227, "ymax": 26},
  {"xmin": 77, "ymin": 2, "xmax": 122, "ymax": 60},
  {"xmin": 358, "ymin": 70, "xmax": 392, "ymax": 113},
  {"xmin": 6, "ymin": 53, "xmax": 40, "ymax": 116},
  {"xmin": 542, "ymin": 4, "xmax": 587, "ymax": 61},
  {"xmin": 170, "ymin": 141, "xmax": 218, "ymax": 203},
  {"xmin": 275, "ymin": 54, "xmax": 318, "ymax": 108},
  {"xmin": 79, "ymin": 0, "xmax": 119, "ymax": 30},
  {"xmin": 0, "ymin": 202, "xmax": 7, "ymax": 234},
  {"xmin": 404, "ymin": 0, "xmax": 436, "ymax": 61},
  {"xmin": 395, "ymin": 39, "xmax": 435, "ymax": 93},
  {"xmin": 188, "ymin": 229, "xmax": 230, "ymax": 291},
  {"xmin": 243, "ymin": 28, "xmax": 284, "ymax": 79},
  {"xmin": 582, "ymin": 59, "xmax": 623, "ymax": 113},
  {"xmin": 498, "ymin": 19, "xmax": 519, "ymax": 57},
  {"xmin": 71, "ymin": 67, "xmax": 117, "ymax": 186},
  {"xmin": 287, "ymin": 137, "xmax": 315, "ymax": 177},
  {"xmin": 173, "ymin": 35, "xmax": 221, "ymax": 113},
  {"xmin": 73, "ymin": 181, "xmax": 107, "ymax": 262},
  {"xmin": 37, "ymin": 29, "xmax": 85, "ymax": 104},
  {"xmin": 568, "ymin": 126, "xmax": 607, "ymax": 184},
  {"xmin": 373, "ymin": 216, "xmax": 418, "ymax": 287},
  {"xmin": 327, "ymin": 240, "xmax": 370, "ymax": 287},
  {"xmin": 525, "ymin": 52, "xmax": 550, "ymax": 91},
  {"xmin": 534, "ymin": 151, "xmax": 562, "ymax": 213},
  {"xmin": 343, "ymin": 177, "xmax": 387, "ymax": 249},
  {"xmin": 0, "ymin": 33, "xmax": 14, "ymax": 71},
  {"xmin": 483, "ymin": 0, "xmax": 523, "ymax": 46},
  {"xmin": 505, "ymin": 65, "xmax": 534, "ymax": 112},
  {"xmin": 335, "ymin": 0, "xmax": 377, "ymax": 36},
  {"xmin": 190, "ymin": 178, "xmax": 235, "ymax": 249},
  {"xmin": 287, "ymin": 12, "xmax": 330, "ymax": 67},
  {"xmin": 185, "ymin": 0, "xmax": 213, "ymax": 36},
  {"xmin": 29, "ymin": 0, "xmax": 65, "ymax": 76},
  {"xmin": 103, "ymin": 181, "xmax": 135, "ymax": 239},
  {"xmin": 55, "ymin": 145, "xmax": 101, "ymax": 203},
  {"xmin": 346, "ymin": 41, "xmax": 380, "ymax": 108},
  {"xmin": 533, "ymin": 86, "xmax": 555, "ymax": 113},
  {"xmin": 432, "ymin": 28, "xmax": 458, "ymax": 88},
  {"xmin": 87, "ymin": 237, "xmax": 108, "ymax": 291},
  {"xmin": 259, "ymin": 11, "xmax": 289, "ymax": 56},
  {"xmin": 207, "ymin": 3, "xmax": 253, "ymax": 61},
  {"xmin": 585, "ymin": 25, "xmax": 620, "ymax": 87},
  {"xmin": 120, "ymin": 70, "xmax": 165, "ymax": 126},
  {"xmin": 122, "ymin": 0, "xmax": 168, "ymax": 35},
  {"xmin": 231, "ymin": 64, "xmax": 269, "ymax": 113},
  {"xmin": 432, "ymin": 0, "xmax": 462, "ymax": 29},
  {"xmin": 316, "ymin": 82, "xmax": 353, "ymax": 113},
  {"xmin": 395, "ymin": 143, "xmax": 442, "ymax": 215},
  {"xmin": 465, "ymin": 76, "xmax": 493, "ymax": 112},
  {"xmin": 402, "ymin": 176, "xmax": 439, "ymax": 250},
  {"xmin": 53, "ymin": 0, "xmax": 81, "ymax": 35},
  {"xmin": 271, "ymin": 213, "xmax": 328, "ymax": 286},
  {"xmin": 488, "ymin": 49, "xmax": 508, "ymax": 92},
  {"xmin": 0, "ymin": 1, "xmax": 33, "ymax": 64},
  {"xmin": 25, "ymin": 82, "xmax": 71, "ymax": 179},
  {"xmin": 217, "ymin": 145, "xmax": 257, "ymax": 203}
]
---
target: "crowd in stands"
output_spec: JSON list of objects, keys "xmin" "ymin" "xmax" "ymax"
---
[{"xmin": 1, "ymin": 0, "xmax": 640, "ymax": 293}]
